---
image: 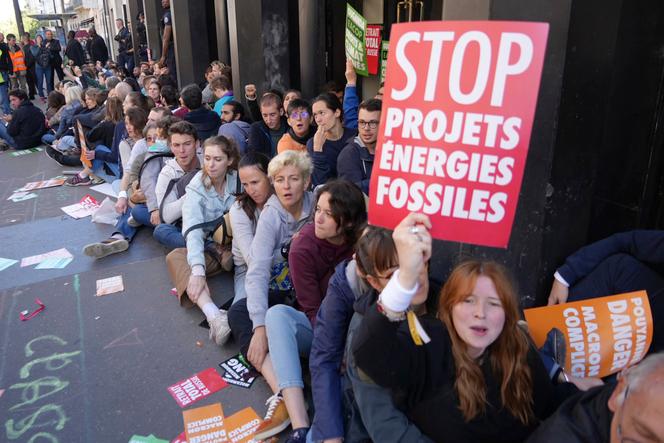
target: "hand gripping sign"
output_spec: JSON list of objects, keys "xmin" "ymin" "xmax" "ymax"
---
[
  {"xmin": 368, "ymin": 21, "xmax": 549, "ymax": 247},
  {"xmin": 524, "ymin": 291, "xmax": 653, "ymax": 378}
]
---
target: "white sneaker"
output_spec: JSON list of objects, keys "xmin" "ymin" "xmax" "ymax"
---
[{"xmin": 208, "ymin": 309, "xmax": 231, "ymax": 345}]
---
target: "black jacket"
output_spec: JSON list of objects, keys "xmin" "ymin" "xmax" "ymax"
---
[
  {"xmin": 248, "ymin": 117, "xmax": 288, "ymax": 158},
  {"xmin": 184, "ymin": 107, "xmax": 221, "ymax": 141},
  {"xmin": 87, "ymin": 35, "xmax": 109, "ymax": 65},
  {"xmin": 7, "ymin": 100, "xmax": 46, "ymax": 150},
  {"xmin": 526, "ymin": 383, "xmax": 613, "ymax": 443},
  {"xmin": 65, "ymin": 38, "xmax": 85, "ymax": 67},
  {"xmin": 0, "ymin": 42, "xmax": 13, "ymax": 72},
  {"xmin": 114, "ymin": 27, "xmax": 133, "ymax": 54},
  {"xmin": 44, "ymin": 38, "xmax": 62, "ymax": 66}
]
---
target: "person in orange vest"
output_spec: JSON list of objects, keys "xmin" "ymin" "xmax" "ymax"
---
[{"xmin": 7, "ymin": 34, "xmax": 27, "ymax": 93}]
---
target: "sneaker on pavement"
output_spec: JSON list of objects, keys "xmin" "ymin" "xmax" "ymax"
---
[
  {"xmin": 127, "ymin": 215, "xmax": 140, "ymax": 227},
  {"xmin": 45, "ymin": 145, "xmax": 65, "ymax": 164},
  {"xmin": 253, "ymin": 394, "xmax": 291, "ymax": 440},
  {"xmin": 208, "ymin": 309, "xmax": 232, "ymax": 345},
  {"xmin": 285, "ymin": 427, "xmax": 310, "ymax": 443},
  {"xmin": 90, "ymin": 175, "xmax": 105, "ymax": 185},
  {"xmin": 0, "ymin": 140, "xmax": 10, "ymax": 151},
  {"xmin": 83, "ymin": 238, "xmax": 129, "ymax": 259},
  {"xmin": 66, "ymin": 174, "xmax": 92, "ymax": 186}
]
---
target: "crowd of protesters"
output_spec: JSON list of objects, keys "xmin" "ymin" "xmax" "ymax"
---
[{"xmin": 0, "ymin": 17, "xmax": 662, "ymax": 443}]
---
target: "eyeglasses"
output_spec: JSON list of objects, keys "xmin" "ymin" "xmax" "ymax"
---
[
  {"xmin": 289, "ymin": 111, "xmax": 310, "ymax": 120},
  {"xmin": 358, "ymin": 120, "xmax": 379, "ymax": 129}
]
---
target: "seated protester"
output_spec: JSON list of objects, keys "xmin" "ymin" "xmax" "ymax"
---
[
  {"xmin": 527, "ymin": 352, "xmax": 664, "ymax": 443},
  {"xmin": 41, "ymin": 85, "xmax": 83, "ymax": 147},
  {"xmin": 46, "ymin": 96, "xmax": 122, "ymax": 167},
  {"xmin": 211, "ymin": 75, "xmax": 234, "ymax": 117},
  {"xmin": 276, "ymin": 98, "xmax": 314, "ymax": 154},
  {"xmin": 282, "ymin": 89, "xmax": 301, "ymax": 115},
  {"xmin": 322, "ymin": 80, "xmax": 344, "ymax": 105},
  {"xmin": 0, "ymin": 89, "xmax": 46, "ymax": 151},
  {"xmin": 227, "ymin": 152, "xmax": 274, "ymax": 312},
  {"xmin": 65, "ymin": 92, "xmax": 149, "ymax": 187},
  {"xmin": 46, "ymin": 90, "xmax": 66, "ymax": 124},
  {"xmin": 160, "ymin": 85, "xmax": 179, "ymax": 112},
  {"xmin": 253, "ymin": 180, "xmax": 366, "ymax": 442},
  {"xmin": 141, "ymin": 75, "xmax": 156, "ymax": 95},
  {"xmin": 310, "ymin": 226, "xmax": 434, "ymax": 443},
  {"xmin": 337, "ymin": 98, "xmax": 382, "ymax": 195},
  {"xmin": 248, "ymin": 92, "xmax": 288, "ymax": 158},
  {"xmin": 201, "ymin": 65, "xmax": 220, "ymax": 106},
  {"xmin": 227, "ymin": 151, "xmax": 314, "ymax": 366},
  {"xmin": 182, "ymin": 84, "xmax": 221, "ymax": 141},
  {"xmin": 147, "ymin": 80, "xmax": 162, "ymax": 107},
  {"xmin": 82, "ymin": 112, "xmax": 162, "ymax": 260},
  {"xmin": 54, "ymin": 87, "xmax": 103, "ymax": 154},
  {"xmin": 352, "ymin": 214, "xmax": 577, "ymax": 443},
  {"xmin": 547, "ymin": 230, "xmax": 664, "ymax": 354},
  {"xmin": 307, "ymin": 93, "xmax": 357, "ymax": 186},
  {"xmin": 153, "ymin": 119, "xmax": 203, "ymax": 249},
  {"xmin": 218, "ymin": 100, "xmax": 251, "ymax": 155},
  {"xmin": 147, "ymin": 106, "xmax": 172, "ymax": 125},
  {"xmin": 74, "ymin": 88, "xmax": 107, "ymax": 137},
  {"xmin": 165, "ymin": 135, "xmax": 240, "ymax": 345}
]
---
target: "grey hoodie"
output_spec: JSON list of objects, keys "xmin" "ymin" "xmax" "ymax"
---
[
  {"xmin": 245, "ymin": 191, "xmax": 314, "ymax": 329},
  {"xmin": 218, "ymin": 120, "xmax": 252, "ymax": 155}
]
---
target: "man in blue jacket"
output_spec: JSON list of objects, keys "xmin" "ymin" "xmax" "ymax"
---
[
  {"xmin": 182, "ymin": 84, "xmax": 220, "ymax": 142},
  {"xmin": 247, "ymin": 92, "xmax": 287, "ymax": 158},
  {"xmin": 337, "ymin": 99, "xmax": 381, "ymax": 195}
]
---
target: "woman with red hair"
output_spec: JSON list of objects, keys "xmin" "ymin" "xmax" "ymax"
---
[{"xmin": 352, "ymin": 213, "xmax": 576, "ymax": 442}]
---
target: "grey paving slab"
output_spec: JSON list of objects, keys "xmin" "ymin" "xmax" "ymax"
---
[{"xmin": 0, "ymin": 257, "xmax": 272, "ymax": 443}]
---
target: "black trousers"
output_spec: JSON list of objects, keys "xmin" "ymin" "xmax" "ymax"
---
[
  {"xmin": 26, "ymin": 66, "xmax": 37, "ymax": 98},
  {"xmin": 569, "ymin": 253, "xmax": 664, "ymax": 353}
]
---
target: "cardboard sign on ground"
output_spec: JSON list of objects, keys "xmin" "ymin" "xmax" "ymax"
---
[
  {"xmin": 168, "ymin": 368, "xmax": 228, "ymax": 408},
  {"xmin": 524, "ymin": 291, "xmax": 653, "ymax": 378},
  {"xmin": 18, "ymin": 178, "xmax": 66, "ymax": 191},
  {"xmin": 61, "ymin": 194, "xmax": 101, "ymax": 219},
  {"xmin": 368, "ymin": 21, "xmax": 549, "ymax": 248},
  {"xmin": 224, "ymin": 407, "xmax": 261, "ymax": 443},
  {"xmin": 219, "ymin": 354, "xmax": 257, "ymax": 389},
  {"xmin": 21, "ymin": 248, "xmax": 73, "ymax": 267},
  {"xmin": 182, "ymin": 403, "xmax": 226, "ymax": 443},
  {"xmin": 96, "ymin": 275, "xmax": 125, "ymax": 296}
]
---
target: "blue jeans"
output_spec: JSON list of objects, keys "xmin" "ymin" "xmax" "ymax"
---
[
  {"xmin": 265, "ymin": 305, "xmax": 313, "ymax": 390},
  {"xmin": 35, "ymin": 65, "xmax": 53, "ymax": 97},
  {"xmin": 153, "ymin": 223, "xmax": 186, "ymax": 249},
  {"xmin": 91, "ymin": 145, "xmax": 120, "ymax": 183},
  {"xmin": 114, "ymin": 203, "xmax": 154, "ymax": 241},
  {"xmin": 0, "ymin": 72, "xmax": 10, "ymax": 115},
  {"xmin": 0, "ymin": 122, "xmax": 16, "ymax": 147},
  {"xmin": 57, "ymin": 135, "xmax": 77, "ymax": 152}
]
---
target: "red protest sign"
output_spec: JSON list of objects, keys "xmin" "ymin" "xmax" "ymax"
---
[
  {"xmin": 368, "ymin": 21, "xmax": 549, "ymax": 247},
  {"xmin": 168, "ymin": 368, "xmax": 228, "ymax": 407},
  {"xmin": 366, "ymin": 24, "xmax": 382, "ymax": 75}
]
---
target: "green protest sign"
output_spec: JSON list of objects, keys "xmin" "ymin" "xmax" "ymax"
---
[
  {"xmin": 380, "ymin": 40, "xmax": 389, "ymax": 83},
  {"xmin": 345, "ymin": 3, "xmax": 369, "ymax": 77}
]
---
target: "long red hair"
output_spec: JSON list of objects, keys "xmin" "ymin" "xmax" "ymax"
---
[{"xmin": 437, "ymin": 261, "xmax": 534, "ymax": 424}]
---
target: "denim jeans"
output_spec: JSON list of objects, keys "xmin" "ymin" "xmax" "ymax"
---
[
  {"xmin": 153, "ymin": 223, "xmax": 186, "ymax": 249},
  {"xmin": 91, "ymin": 145, "xmax": 120, "ymax": 183},
  {"xmin": 265, "ymin": 305, "xmax": 313, "ymax": 390},
  {"xmin": 0, "ymin": 71, "xmax": 10, "ymax": 115},
  {"xmin": 57, "ymin": 135, "xmax": 77, "ymax": 152},
  {"xmin": 35, "ymin": 64, "xmax": 53, "ymax": 97},
  {"xmin": 114, "ymin": 203, "xmax": 154, "ymax": 241},
  {"xmin": 0, "ymin": 121, "xmax": 16, "ymax": 146},
  {"xmin": 41, "ymin": 132, "xmax": 55, "ymax": 145}
]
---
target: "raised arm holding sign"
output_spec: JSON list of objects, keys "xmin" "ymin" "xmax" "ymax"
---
[{"xmin": 368, "ymin": 21, "xmax": 549, "ymax": 248}]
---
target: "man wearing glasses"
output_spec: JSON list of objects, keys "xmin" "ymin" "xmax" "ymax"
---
[
  {"xmin": 338, "ymin": 98, "xmax": 382, "ymax": 195},
  {"xmin": 527, "ymin": 352, "xmax": 664, "ymax": 443}
]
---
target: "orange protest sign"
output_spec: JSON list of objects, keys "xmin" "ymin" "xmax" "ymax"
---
[
  {"xmin": 223, "ymin": 407, "xmax": 261, "ymax": 443},
  {"xmin": 524, "ymin": 291, "xmax": 653, "ymax": 378},
  {"xmin": 183, "ymin": 403, "xmax": 227, "ymax": 443},
  {"xmin": 77, "ymin": 121, "xmax": 93, "ymax": 168}
]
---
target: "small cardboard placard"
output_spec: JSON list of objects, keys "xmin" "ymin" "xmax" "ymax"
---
[
  {"xmin": 224, "ymin": 407, "xmax": 261, "ymax": 443},
  {"xmin": 21, "ymin": 248, "xmax": 73, "ymax": 267},
  {"xmin": 96, "ymin": 275, "xmax": 124, "ymax": 296},
  {"xmin": 219, "ymin": 355, "xmax": 257, "ymax": 389},
  {"xmin": 345, "ymin": 3, "xmax": 368, "ymax": 76},
  {"xmin": 128, "ymin": 434, "xmax": 169, "ymax": 443},
  {"xmin": 366, "ymin": 24, "xmax": 382, "ymax": 75},
  {"xmin": 18, "ymin": 178, "xmax": 66, "ymax": 191},
  {"xmin": 61, "ymin": 194, "xmax": 101, "ymax": 219},
  {"xmin": 183, "ymin": 403, "xmax": 227, "ymax": 443},
  {"xmin": 524, "ymin": 291, "xmax": 653, "ymax": 378},
  {"xmin": 168, "ymin": 368, "xmax": 228, "ymax": 408}
]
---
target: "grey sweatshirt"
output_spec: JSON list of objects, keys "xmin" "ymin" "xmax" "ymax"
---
[{"xmin": 245, "ymin": 191, "xmax": 314, "ymax": 329}]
